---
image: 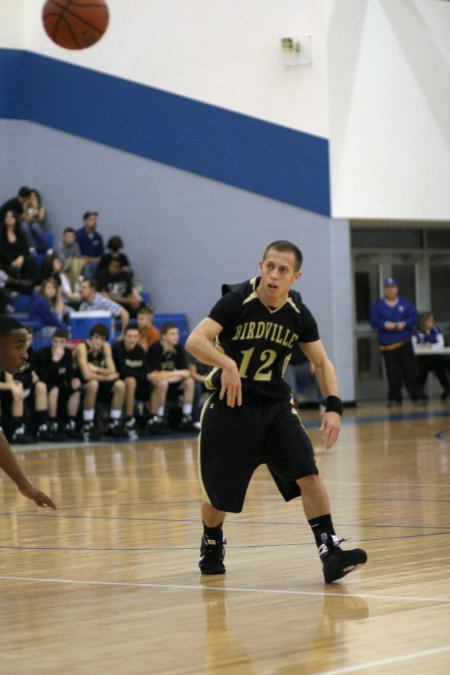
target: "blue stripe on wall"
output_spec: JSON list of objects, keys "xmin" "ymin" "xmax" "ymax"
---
[{"xmin": 0, "ymin": 49, "xmax": 330, "ymax": 215}]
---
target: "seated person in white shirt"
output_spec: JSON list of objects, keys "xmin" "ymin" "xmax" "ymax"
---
[{"xmin": 78, "ymin": 277, "xmax": 129, "ymax": 334}]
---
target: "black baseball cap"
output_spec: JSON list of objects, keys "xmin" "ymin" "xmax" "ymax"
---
[{"xmin": 83, "ymin": 211, "xmax": 98, "ymax": 220}]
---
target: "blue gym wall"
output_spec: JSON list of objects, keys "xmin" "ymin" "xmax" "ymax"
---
[{"xmin": 0, "ymin": 48, "xmax": 354, "ymax": 401}]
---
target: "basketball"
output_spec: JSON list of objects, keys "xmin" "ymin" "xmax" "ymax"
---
[{"xmin": 42, "ymin": 0, "xmax": 109, "ymax": 50}]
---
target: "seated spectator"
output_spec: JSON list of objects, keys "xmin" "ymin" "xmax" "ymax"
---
[
  {"xmin": 112, "ymin": 325, "xmax": 151, "ymax": 434},
  {"xmin": 0, "ymin": 186, "xmax": 30, "ymax": 221},
  {"xmin": 21, "ymin": 189, "xmax": 48, "ymax": 253},
  {"xmin": 60, "ymin": 256, "xmax": 84, "ymax": 309},
  {"xmin": 78, "ymin": 278, "xmax": 129, "ymax": 334},
  {"xmin": 0, "ymin": 210, "xmax": 40, "ymax": 293},
  {"xmin": 97, "ymin": 258, "xmax": 144, "ymax": 318},
  {"xmin": 0, "ymin": 269, "xmax": 11, "ymax": 314},
  {"xmin": 98, "ymin": 235, "xmax": 133, "ymax": 275},
  {"xmin": 55, "ymin": 227, "xmax": 82, "ymax": 266},
  {"xmin": 29, "ymin": 278, "xmax": 67, "ymax": 339},
  {"xmin": 413, "ymin": 312, "xmax": 449, "ymax": 401},
  {"xmin": 146, "ymin": 323, "xmax": 195, "ymax": 433},
  {"xmin": 40, "ymin": 253, "xmax": 62, "ymax": 285},
  {"xmin": 73, "ymin": 323, "xmax": 126, "ymax": 439},
  {"xmin": 0, "ymin": 370, "xmax": 34, "ymax": 444},
  {"xmin": 76, "ymin": 211, "xmax": 104, "ymax": 277},
  {"xmin": 283, "ymin": 347, "xmax": 324, "ymax": 409},
  {"xmin": 14, "ymin": 326, "xmax": 58, "ymax": 441},
  {"xmin": 34, "ymin": 328, "xmax": 82, "ymax": 439},
  {"xmin": 137, "ymin": 306, "xmax": 160, "ymax": 351}
]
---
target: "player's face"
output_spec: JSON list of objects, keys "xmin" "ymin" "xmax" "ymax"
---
[
  {"xmin": 52, "ymin": 337, "xmax": 67, "ymax": 351},
  {"xmin": 0, "ymin": 329, "xmax": 29, "ymax": 374},
  {"xmin": 164, "ymin": 329, "xmax": 179, "ymax": 346},
  {"xmin": 124, "ymin": 330, "xmax": 139, "ymax": 349},
  {"xmin": 258, "ymin": 249, "xmax": 301, "ymax": 306},
  {"xmin": 90, "ymin": 334, "xmax": 105, "ymax": 351},
  {"xmin": 137, "ymin": 313, "xmax": 150, "ymax": 329}
]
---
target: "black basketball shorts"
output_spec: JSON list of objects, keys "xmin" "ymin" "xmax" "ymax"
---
[{"xmin": 198, "ymin": 392, "xmax": 319, "ymax": 513}]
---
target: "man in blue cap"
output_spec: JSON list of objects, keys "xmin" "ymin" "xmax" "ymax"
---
[{"xmin": 370, "ymin": 278, "xmax": 425, "ymax": 407}]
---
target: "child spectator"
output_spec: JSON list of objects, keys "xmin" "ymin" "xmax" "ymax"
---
[
  {"xmin": 73, "ymin": 323, "xmax": 125, "ymax": 439},
  {"xmin": 137, "ymin": 306, "xmax": 160, "ymax": 351},
  {"xmin": 55, "ymin": 227, "xmax": 82, "ymax": 266},
  {"xmin": 29, "ymin": 278, "xmax": 67, "ymax": 339},
  {"xmin": 98, "ymin": 235, "xmax": 133, "ymax": 275},
  {"xmin": 146, "ymin": 323, "xmax": 195, "ymax": 433},
  {"xmin": 97, "ymin": 258, "xmax": 144, "ymax": 318},
  {"xmin": 34, "ymin": 328, "xmax": 82, "ymax": 439},
  {"xmin": 413, "ymin": 312, "xmax": 449, "ymax": 401},
  {"xmin": 112, "ymin": 325, "xmax": 150, "ymax": 434}
]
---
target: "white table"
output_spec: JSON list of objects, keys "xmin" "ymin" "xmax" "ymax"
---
[{"xmin": 414, "ymin": 346, "xmax": 450, "ymax": 356}]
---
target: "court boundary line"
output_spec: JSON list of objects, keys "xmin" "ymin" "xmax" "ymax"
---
[
  {"xmin": 320, "ymin": 644, "xmax": 450, "ymax": 674},
  {"xmin": 1, "ymin": 574, "xmax": 450, "ymax": 605}
]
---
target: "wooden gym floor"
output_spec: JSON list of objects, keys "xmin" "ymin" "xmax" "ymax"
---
[{"xmin": 1, "ymin": 399, "xmax": 450, "ymax": 674}]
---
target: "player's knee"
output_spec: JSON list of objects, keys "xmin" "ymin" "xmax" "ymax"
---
[{"xmin": 114, "ymin": 379, "xmax": 126, "ymax": 393}]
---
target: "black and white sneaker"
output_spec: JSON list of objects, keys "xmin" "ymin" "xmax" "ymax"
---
[
  {"xmin": 65, "ymin": 419, "xmax": 83, "ymax": 440},
  {"xmin": 146, "ymin": 415, "xmax": 170, "ymax": 435},
  {"xmin": 319, "ymin": 534, "xmax": 367, "ymax": 584},
  {"xmin": 82, "ymin": 421, "xmax": 102, "ymax": 441},
  {"xmin": 199, "ymin": 534, "xmax": 227, "ymax": 575},
  {"xmin": 11, "ymin": 424, "xmax": 35, "ymax": 444},
  {"xmin": 104, "ymin": 419, "xmax": 126, "ymax": 438},
  {"xmin": 48, "ymin": 420, "xmax": 67, "ymax": 442},
  {"xmin": 179, "ymin": 414, "xmax": 195, "ymax": 432}
]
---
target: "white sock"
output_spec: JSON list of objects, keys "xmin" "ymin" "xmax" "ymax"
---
[
  {"xmin": 83, "ymin": 409, "xmax": 95, "ymax": 422},
  {"xmin": 182, "ymin": 403, "xmax": 192, "ymax": 416},
  {"xmin": 110, "ymin": 409, "xmax": 122, "ymax": 420},
  {"xmin": 157, "ymin": 406, "xmax": 165, "ymax": 417}
]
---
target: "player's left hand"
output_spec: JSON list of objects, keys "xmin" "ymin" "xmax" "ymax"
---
[
  {"xmin": 319, "ymin": 411, "xmax": 341, "ymax": 449},
  {"xmin": 19, "ymin": 484, "xmax": 57, "ymax": 509}
]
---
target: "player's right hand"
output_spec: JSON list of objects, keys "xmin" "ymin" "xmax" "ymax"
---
[
  {"xmin": 19, "ymin": 484, "xmax": 57, "ymax": 510},
  {"xmin": 220, "ymin": 362, "xmax": 242, "ymax": 407}
]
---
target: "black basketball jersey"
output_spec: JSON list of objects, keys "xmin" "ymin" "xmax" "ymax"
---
[
  {"xmin": 206, "ymin": 277, "xmax": 319, "ymax": 400},
  {"xmin": 86, "ymin": 342, "xmax": 107, "ymax": 369}
]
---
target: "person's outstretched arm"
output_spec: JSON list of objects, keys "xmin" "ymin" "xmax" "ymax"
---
[{"xmin": 0, "ymin": 432, "xmax": 57, "ymax": 509}]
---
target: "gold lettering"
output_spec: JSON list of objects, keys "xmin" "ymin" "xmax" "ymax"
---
[
  {"xmin": 282, "ymin": 328, "xmax": 292, "ymax": 347},
  {"xmin": 265, "ymin": 322, "xmax": 273, "ymax": 339},
  {"xmin": 240, "ymin": 323, "xmax": 248, "ymax": 340},
  {"xmin": 255, "ymin": 322, "xmax": 265, "ymax": 339},
  {"xmin": 274, "ymin": 324, "xmax": 284, "ymax": 344},
  {"xmin": 288, "ymin": 333, "xmax": 299, "ymax": 349},
  {"xmin": 232, "ymin": 324, "xmax": 243, "ymax": 340},
  {"xmin": 246, "ymin": 322, "xmax": 256, "ymax": 339}
]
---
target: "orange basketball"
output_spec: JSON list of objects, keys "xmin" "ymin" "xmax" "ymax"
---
[{"xmin": 42, "ymin": 0, "xmax": 109, "ymax": 50}]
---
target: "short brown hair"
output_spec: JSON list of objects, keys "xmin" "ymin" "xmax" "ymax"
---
[
  {"xmin": 160, "ymin": 323, "xmax": 178, "ymax": 336},
  {"xmin": 262, "ymin": 240, "xmax": 303, "ymax": 271}
]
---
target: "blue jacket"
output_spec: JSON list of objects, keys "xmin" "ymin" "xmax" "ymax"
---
[
  {"xmin": 370, "ymin": 297, "xmax": 419, "ymax": 347},
  {"xmin": 29, "ymin": 294, "xmax": 66, "ymax": 329},
  {"xmin": 76, "ymin": 227, "xmax": 104, "ymax": 258}
]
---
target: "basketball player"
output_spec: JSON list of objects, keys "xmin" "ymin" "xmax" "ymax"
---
[
  {"xmin": 185, "ymin": 241, "xmax": 367, "ymax": 583},
  {"xmin": 0, "ymin": 315, "xmax": 56, "ymax": 509}
]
